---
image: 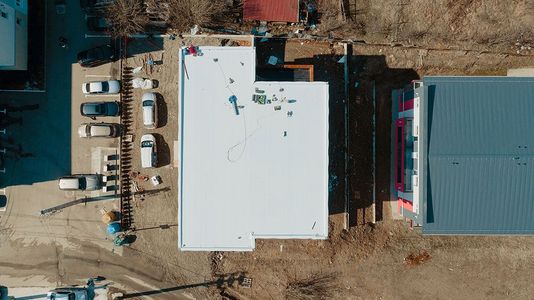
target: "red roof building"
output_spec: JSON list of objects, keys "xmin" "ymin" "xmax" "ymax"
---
[{"xmin": 243, "ymin": 0, "xmax": 299, "ymax": 23}]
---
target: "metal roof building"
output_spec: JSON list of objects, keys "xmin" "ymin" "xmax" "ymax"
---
[
  {"xmin": 178, "ymin": 46, "xmax": 329, "ymax": 251},
  {"xmin": 243, "ymin": 0, "xmax": 299, "ymax": 22},
  {"xmin": 392, "ymin": 76, "xmax": 534, "ymax": 234}
]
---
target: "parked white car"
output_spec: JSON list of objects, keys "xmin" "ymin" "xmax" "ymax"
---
[
  {"xmin": 58, "ymin": 174, "xmax": 101, "ymax": 191},
  {"xmin": 140, "ymin": 134, "xmax": 157, "ymax": 168},
  {"xmin": 82, "ymin": 80, "xmax": 120, "ymax": 94},
  {"xmin": 142, "ymin": 92, "xmax": 158, "ymax": 129},
  {"xmin": 78, "ymin": 123, "xmax": 120, "ymax": 138}
]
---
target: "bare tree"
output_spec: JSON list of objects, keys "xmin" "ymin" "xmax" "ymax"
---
[
  {"xmin": 165, "ymin": 0, "xmax": 225, "ymax": 33},
  {"xmin": 106, "ymin": 0, "xmax": 149, "ymax": 38}
]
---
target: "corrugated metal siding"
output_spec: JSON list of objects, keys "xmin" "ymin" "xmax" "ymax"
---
[
  {"xmin": 422, "ymin": 77, "xmax": 534, "ymax": 234},
  {"xmin": 243, "ymin": 0, "xmax": 299, "ymax": 22}
]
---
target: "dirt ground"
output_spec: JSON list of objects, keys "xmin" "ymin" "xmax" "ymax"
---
[
  {"xmin": 112, "ymin": 31, "xmax": 534, "ymax": 300},
  {"xmin": 0, "ymin": 1, "xmax": 531, "ymax": 299},
  {"xmin": 203, "ymin": 38, "xmax": 534, "ymax": 299},
  {"xmin": 316, "ymin": 0, "xmax": 534, "ymax": 54},
  {"xmin": 19, "ymin": 2, "xmax": 532, "ymax": 298}
]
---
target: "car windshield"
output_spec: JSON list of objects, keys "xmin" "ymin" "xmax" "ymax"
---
[
  {"xmin": 84, "ymin": 104, "xmax": 101, "ymax": 115},
  {"xmin": 78, "ymin": 177, "xmax": 87, "ymax": 190},
  {"xmin": 142, "ymin": 100, "xmax": 154, "ymax": 107},
  {"xmin": 101, "ymin": 82, "xmax": 109, "ymax": 92},
  {"xmin": 85, "ymin": 83, "xmax": 91, "ymax": 92},
  {"xmin": 141, "ymin": 141, "xmax": 153, "ymax": 148}
]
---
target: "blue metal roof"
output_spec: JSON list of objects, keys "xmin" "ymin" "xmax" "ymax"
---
[{"xmin": 422, "ymin": 76, "xmax": 534, "ymax": 234}]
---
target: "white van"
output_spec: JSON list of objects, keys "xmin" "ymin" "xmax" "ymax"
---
[
  {"xmin": 140, "ymin": 134, "xmax": 157, "ymax": 168},
  {"xmin": 142, "ymin": 92, "xmax": 158, "ymax": 129},
  {"xmin": 58, "ymin": 175, "xmax": 101, "ymax": 191}
]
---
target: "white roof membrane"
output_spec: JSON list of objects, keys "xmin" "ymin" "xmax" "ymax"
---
[{"xmin": 178, "ymin": 46, "xmax": 329, "ymax": 251}]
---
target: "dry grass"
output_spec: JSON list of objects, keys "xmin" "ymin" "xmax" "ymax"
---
[
  {"xmin": 404, "ymin": 251, "xmax": 431, "ymax": 266},
  {"xmin": 106, "ymin": 0, "xmax": 149, "ymax": 38},
  {"xmin": 285, "ymin": 272, "xmax": 339, "ymax": 300}
]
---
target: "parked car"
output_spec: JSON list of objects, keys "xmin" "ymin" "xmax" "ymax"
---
[
  {"xmin": 78, "ymin": 123, "xmax": 120, "ymax": 138},
  {"xmin": 77, "ymin": 44, "xmax": 115, "ymax": 67},
  {"xmin": 141, "ymin": 92, "xmax": 158, "ymax": 129},
  {"xmin": 58, "ymin": 175, "xmax": 101, "ymax": 191},
  {"xmin": 140, "ymin": 134, "xmax": 157, "ymax": 168},
  {"xmin": 0, "ymin": 286, "xmax": 8, "ymax": 299},
  {"xmin": 81, "ymin": 101, "xmax": 120, "ymax": 119},
  {"xmin": 82, "ymin": 80, "xmax": 120, "ymax": 94},
  {"xmin": 86, "ymin": 16, "xmax": 111, "ymax": 32}
]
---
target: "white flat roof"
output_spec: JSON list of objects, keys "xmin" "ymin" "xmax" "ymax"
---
[
  {"xmin": 0, "ymin": 1, "xmax": 15, "ymax": 67},
  {"xmin": 178, "ymin": 46, "xmax": 329, "ymax": 251}
]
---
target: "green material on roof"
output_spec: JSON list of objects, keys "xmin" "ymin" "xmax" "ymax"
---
[{"xmin": 422, "ymin": 76, "xmax": 534, "ymax": 234}]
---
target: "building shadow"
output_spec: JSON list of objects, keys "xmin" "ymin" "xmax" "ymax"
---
[
  {"xmin": 0, "ymin": 1, "xmax": 46, "ymax": 90},
  {"xmin": 0, "ymin": 93, "xmax": 70, "ymax": 189},
  {"xmin": 255, "ymin": 37, "xmax": 286, "ymax": 67},
  {"xmin": 0, "ymin": 0, "xmax": 135, "ymax": 189},
  {"xmin": 342, "ymin": 54, "xmax": 419, "ymax": 225}
]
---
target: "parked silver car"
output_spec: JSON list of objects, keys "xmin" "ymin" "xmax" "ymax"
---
[
  {"xmin": 78, "ymin": 123, "xmax": 120, "ymax": 138},
  {"xmin": 142, "ymin": 92, "xmax": 158, "ymax": 129},
  {"xmin": 82, "ymin": 80, "xmax": 120, "ymax": 94}
]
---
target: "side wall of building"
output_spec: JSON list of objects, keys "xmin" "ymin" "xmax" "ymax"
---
[
  {"xmin": 392, "ymin": 81, "xmax": 423, "ymax": 225},
  {"xmin": 0, "ymin": 0, "xmax": 27, "ymax": 70}
]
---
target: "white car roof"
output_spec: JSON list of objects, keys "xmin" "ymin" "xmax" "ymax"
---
[
  {"xmin": 143, "ymin": 104, "xmax": 155, "ymax": 126},
  {"xmin": 89, "ymin": 82, "xmax": 103, "ymax": 92},
  {"xmin": 141, "ymin": 134, "xmax": 155, "ymax": 168},
  {"xmin": 78, "ymin": 124, "xmax": 112, "ymax": 137},
  {"xmin": 90, "ymin": 124, "xmax": 111, "ymax": 136},
  {"xmin": 59, "ymin": 178, "xmax": 79, "ymax": 190},
  {"xmin": 141, "ymin": 146, "xmax": 152, "ymax": 168},
  {"xmin": 141, "ymin": 133, "xmax": 155, "ymax": 142},
  {"xmin": 142, "ymin": 92, "xmax": 156, "ymax": 101}
]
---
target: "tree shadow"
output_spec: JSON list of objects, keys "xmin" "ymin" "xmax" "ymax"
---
[{"xmin": 124, "ymin": 36, "xmax": 164, "ymax": 58}]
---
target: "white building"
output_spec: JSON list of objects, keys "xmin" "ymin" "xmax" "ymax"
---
[
  {"xmin": 178, "ymin": 46, "xmax": 329, "ymax": 251},
  {"xmin": 0, "ymin": 0, "xmax": 27, "ymax": 70}
]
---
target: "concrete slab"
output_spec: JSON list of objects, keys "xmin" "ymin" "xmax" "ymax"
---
[{"xmin": 507, "ymin": 68, "xmax": 534, "ymax": 76}]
